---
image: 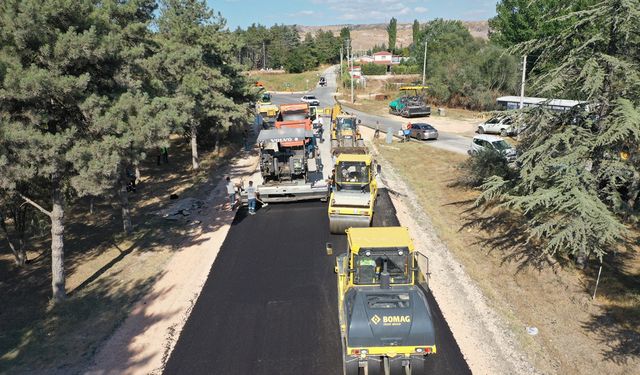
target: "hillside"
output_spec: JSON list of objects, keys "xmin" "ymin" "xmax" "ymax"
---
[{"xmin": 297, "ymin": 21, "xmax": 489, "ymax": 51}]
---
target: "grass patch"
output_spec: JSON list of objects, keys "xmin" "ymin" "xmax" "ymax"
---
[
  {"xmin": 250, "ymin": 66, "xmax": 326, "ymax": 92},
  {"xmin": 376, "ymin": 140, "xmax": 640, "ymax": 375},
  {"xmin": 0, "ymin": 134, "xmax": 243, "ymax": 373}
]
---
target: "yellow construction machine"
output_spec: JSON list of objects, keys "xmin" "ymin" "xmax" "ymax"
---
[
  {"xmin": 331, "ymin": 226, "xmax": 436, "ymax": 374},
  {"xmin": 328, "ymin": 153, "xmax": 377, "ymax": 234}
]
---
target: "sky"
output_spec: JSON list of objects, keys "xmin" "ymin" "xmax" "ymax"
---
[{"xmin": 208, "ymin": 0, "xmax": 498, "ymax": 29}]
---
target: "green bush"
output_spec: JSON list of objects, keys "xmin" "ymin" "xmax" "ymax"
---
[
  {"xmin": 455, "ymin": 149, "xmax": 516, "ymax": 188},
  {"xmin": 391, "ymin": 65, "xmax": 420, "ymax": 74},
  {"xmin": 361, "ymin": 63, "xmax": 387, "ymax": 75}
]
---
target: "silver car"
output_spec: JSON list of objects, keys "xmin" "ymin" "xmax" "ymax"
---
[{"xmin": 409, "ymin": 123, "xmax": 439, "ymax": 140}]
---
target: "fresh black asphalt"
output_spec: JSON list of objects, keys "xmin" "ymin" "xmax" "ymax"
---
[{"xmin": 164, "ymin": 190, "xmax": 471, "ymax": 375}]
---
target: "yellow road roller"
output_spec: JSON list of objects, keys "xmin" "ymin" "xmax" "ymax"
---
[
  {"xmin": 328, "ymin": 153, "xmax": 377, "ymax": 234},
  {"xmin": 332, "ymin": 227, "xmax": 436, "ymax": 375}
]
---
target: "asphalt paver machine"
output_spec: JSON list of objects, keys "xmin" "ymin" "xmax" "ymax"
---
[
  {"xmin": 332, "ymin": 227, "xmax": 437, "ymax": 375},
  {"xmin": 254, "ymin": 127, "xmax": 327, "ymax": 202},
  {"xmin": 389, "ymin": 86, "xmax": 431, "ymax": 118}
]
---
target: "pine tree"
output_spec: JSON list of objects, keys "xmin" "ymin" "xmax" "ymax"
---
[
  {"xmin": 155, "ymin": 0, "xmax": 253, "ymax": 170},
  {"xmin": 479, "ymin": 0, "xmax": 640, "ymax": 263},
  {"xmin": 0, "ymin": 0, "xmax": 174, "ymax": 301}
]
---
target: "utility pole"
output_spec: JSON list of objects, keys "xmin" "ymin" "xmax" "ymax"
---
[
  {"xmin": 347, "ymin": 39, "xmax": 355, "ymax": 104},
  {"xmin": 422, "ymin": 40, "xmax": 428, "ymax": 86},
  {"xmin": 520, "ymin": 55, "xmax": 527, "ymax": 109},
  {"xmin": 263, "ymin": 41, "xmax": 266, "ymax": 70},
  {"xmin": 340, "ymin": 45, "xmax": 343, "ymax": 78}
]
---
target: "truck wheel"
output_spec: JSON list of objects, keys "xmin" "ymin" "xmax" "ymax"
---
[{"xmin": 500, "ymin": 128, "xmax": 508, "ymax": 137}]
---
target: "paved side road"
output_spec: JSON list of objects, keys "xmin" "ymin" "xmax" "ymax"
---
[{"xmin": 271, "ymin": 66, "xmax": 471, "ymax": 155}]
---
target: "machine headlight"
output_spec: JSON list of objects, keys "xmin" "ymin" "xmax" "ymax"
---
[
  {"xmin": 364, "ymin": 251, "xmax": 371, "ymax": 257},
  {"xmin": 415, "ymin": 347, "xmax": 432, "ymax": 354}
]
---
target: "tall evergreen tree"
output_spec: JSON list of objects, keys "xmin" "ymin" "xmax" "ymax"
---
[
  {"xmin": 0, "ymin": 0, "xmax": 166, "ymax": 302},
  {"xmin": 412, "ymin": 19, "xmax": 420, "ymax": 44},
  {"xmin": 339, "ymin": 27, "xmax": 351, "ymax": 43},
  {"xmin": 479, "ymin": 0, "xmax": 640, "ymax": 262},
  {"xmin": 387, "ymin": 17, "xmax": 397, "ymax": 52},
  {"xmin": 155, "ymin": 0, "xmax": 252, "ymax": 170},
  {"xmin": 489, "ymin": 0, "xmax": 597, "ymax": 48}
]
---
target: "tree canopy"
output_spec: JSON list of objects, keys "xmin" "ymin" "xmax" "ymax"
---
[
  {"xmin": 0, "ymin": 0, "xmax": 252, "ymax": 302},
  {"xmin": 410, "ymin": 19, "xmax": 519, "ymax": 110},
  {"xmin": 479, "ymin": 0, "xmax": 640, "ymax": 262},
  {"xmin": 387, "ymin": 17, "xmax": 397, "ymax": 52}
]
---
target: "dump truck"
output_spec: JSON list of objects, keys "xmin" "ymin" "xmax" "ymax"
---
[
  {"xmin": 331, "ymin": 114, "xmax": 366, "ymax": 155},
  {"xmin": 332, "ymin": 226, "xmax": 436, "ymax": 375},
  {"xmin": 389, "ymin": 86, "xmax": 431, "ymax": 118},
  {"xmin": 252, "ymin": 127, "xmax": 327, "ymax": 202},
  {"xmin": 276, "ymin": 103, "xmax": 310, "ymax": 124},
  {"xmin": 328, "ymin": 153, "xmax": 377, "ymax": 234}
]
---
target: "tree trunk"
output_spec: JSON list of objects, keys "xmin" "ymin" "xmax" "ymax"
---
[
  {"xmin": 213, "ymin": 131, "xmax": 220, "ymax": 155},
  {"xmin": 50, "ymin": 183, "xmax": 66, "ymax": 303},
  {"xmin": 119, "ymin": 170, "xmax": 133, "ymax": 235},
  {"xmin": 191, "ymin": 123, "xmax": 200, "ymax": 170},
  {"xmin": 0, "ymin": 215, "xmax": 26, "ymax": 267}
]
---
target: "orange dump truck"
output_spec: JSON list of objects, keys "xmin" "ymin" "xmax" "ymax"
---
[{"xmin": 275, "ymin": 103, "xmax": 312, "ymax": 147}]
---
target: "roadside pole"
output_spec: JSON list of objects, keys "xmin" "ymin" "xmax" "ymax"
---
[
  {"xmin": 349, "ymin": 39, "xmax": 354, "ymax": 104},
  {"xmin": 340, "ymin": 46, "xmax": 343, "ymax": 78},
  {"xmin": 519, "ymin": 55, "xmax": 527, "ymax": 109},
  {"xmin": 422, "ymin": 40, "xmax": 427, "ymax": 86}
]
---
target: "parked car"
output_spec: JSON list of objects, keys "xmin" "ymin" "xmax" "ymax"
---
[
  {"xmin": 477, "ymin": 115, "xmax": 516, "ymax": 136},
  {"xmin": 301, "ymin": 95, "xmax": 320, "ymax": 106},
  {"xmin": 468, "ymin": 134, "xmax": 517, "ymax": 162},
  {"xmin": 409, "ymin": 123, "xmax": 439, "ymax": 140}
]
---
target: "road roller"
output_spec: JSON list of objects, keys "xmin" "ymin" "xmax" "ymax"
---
[
  {"xmin": 331, "ymin": 114, "xmax": 366, "ymax": 155},
  {"xmin": 332, "ymin": 227, "xmax": 436, "ymax": 375},
  {"xmin": 328, "ymin": 153, "xmax": 377, "ymax": 234}
]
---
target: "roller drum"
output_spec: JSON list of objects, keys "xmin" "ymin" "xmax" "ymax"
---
[{"xmin": 329, "ymin": 214, "xmax": 371, "ymax": 234}]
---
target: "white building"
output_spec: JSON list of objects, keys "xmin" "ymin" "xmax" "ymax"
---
[{"xmin": 373, "ymin": 51, "xmax": 393, "ymax": 64}]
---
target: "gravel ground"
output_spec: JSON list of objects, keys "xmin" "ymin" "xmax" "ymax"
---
[{"xmin": 362, "ymin": 126, "xmax": 541, "ymax": 375}]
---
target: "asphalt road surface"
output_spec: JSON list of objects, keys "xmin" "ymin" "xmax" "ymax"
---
[
  {"xmin": 164, "ymin": 189, "xmax": 471, "ymax": 375},
  {"xmin": 271, "ymin": 66, "xmax": 471, "ymax": 155},
  {"xmin": 166, "ymin": 67, "xmax": 471, "ymax": 375}
]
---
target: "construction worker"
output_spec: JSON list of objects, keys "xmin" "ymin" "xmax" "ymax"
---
[
  {"xmin": 327, "ymin": 168, "xmax": 336, "ymax": 195},
  {"xmin": 246, "ymin": 181, "xmax": 257, "ymax": 215},
  {"xmin": 226, "ymin": 176, "xmax": 236, "ymax": 210},
  {"xmin": 317, "ymin": 116, "xmax": 324, "ymax": 142},
  {"xmin": 404, "ymin": 122, "xmax": 412, "ymax": 142}
]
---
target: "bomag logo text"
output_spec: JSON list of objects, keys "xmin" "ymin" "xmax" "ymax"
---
[{"xmin": 382, "ymin": 315, "xmax": 411, "ymax": 324}]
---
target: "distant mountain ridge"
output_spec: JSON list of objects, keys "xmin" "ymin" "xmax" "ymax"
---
[{"xmin": 296, "ymin": 21, "xmax": 489, "ymax": 51}]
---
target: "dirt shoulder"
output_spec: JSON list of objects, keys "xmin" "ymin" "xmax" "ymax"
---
[
  {"xmin": 85, "ymin": 151, "xmax": 259, "ymax": 375},
  {"xmin": 361, "ymin": 126, "xmax": 539, "ymax": 375},
  {"xmin": 363, "ymin": 127, "xmax": 640, "ymax": 375}
]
